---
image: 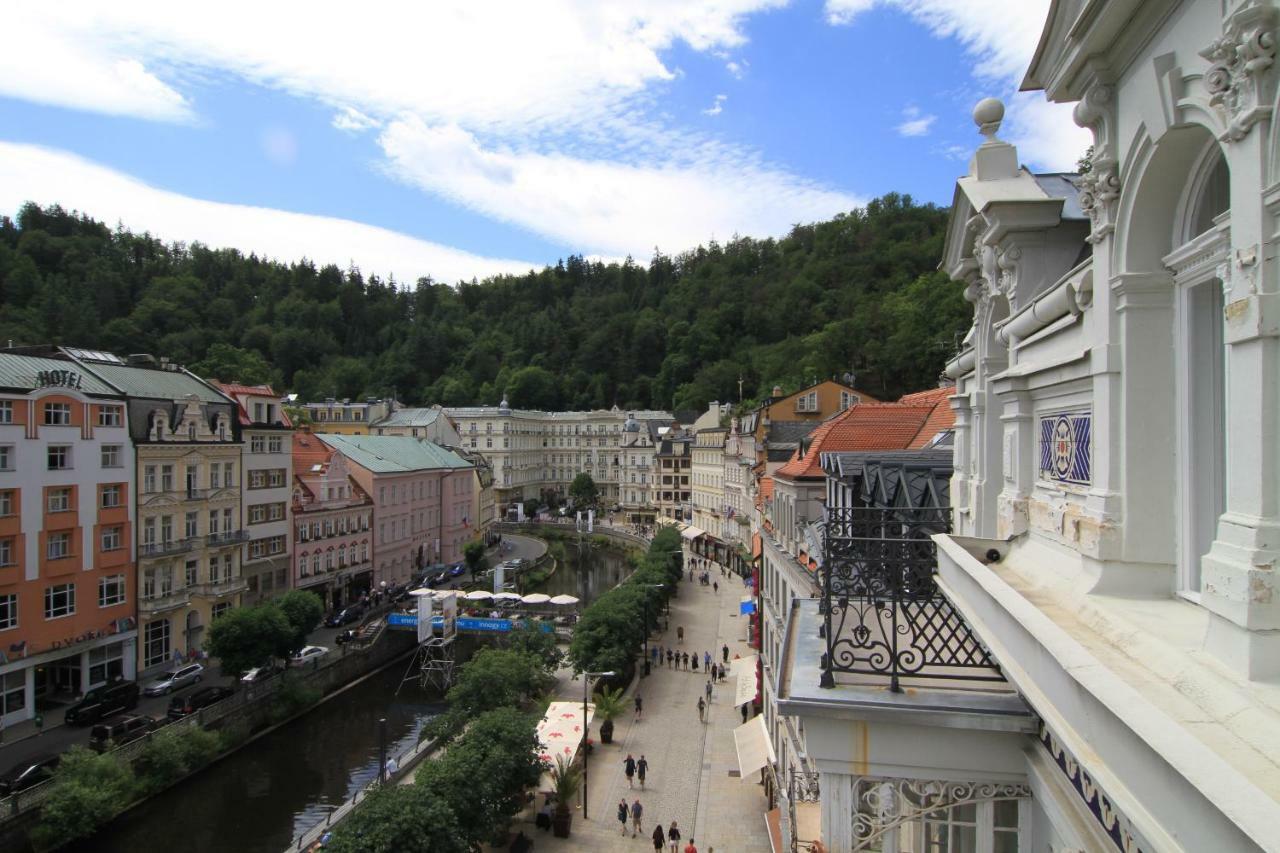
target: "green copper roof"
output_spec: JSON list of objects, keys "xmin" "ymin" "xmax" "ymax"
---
[
  {"xmin": 0, "ymin": 353, "xmax": 119, "ymax": 395},
  {"xmin": 318, "ymin": 434, "xmax": 473, "ymax": 473},
  {"xmin": 79, "ymin": 362, "xmax": 231, "ymax": 404}
]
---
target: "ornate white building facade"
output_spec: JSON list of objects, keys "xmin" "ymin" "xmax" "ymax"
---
[{"xmin": 778, "ymin": 1, "xmax": 1280, "ymax": 850}]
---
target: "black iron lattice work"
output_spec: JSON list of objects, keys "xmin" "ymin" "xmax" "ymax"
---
[{"xmin": 820, "ymin": 506, "xmax": 1002, "ymax": 691}]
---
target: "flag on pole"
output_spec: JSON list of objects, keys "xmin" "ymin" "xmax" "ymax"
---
[{"xmin": 588, "ymin": 509, "xmax": 595, "ymax": 533}]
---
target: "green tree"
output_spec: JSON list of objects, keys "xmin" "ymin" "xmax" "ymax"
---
[
  {"xmin": 504, "ymin": 619, "xmax": 561, "ymax": 671},
  {"xmin": 464, "ymin": 540, "xmax": 487, "ymax": 579},
  {"xmin": 326, "ymin": 785, "xmax": 468, "ymax": 853},
  {"xmin": 569, "ymin": 472, "xmax": 598, "ymax": 508},
  {"xmin": 273, "ymin": 589, "xmax": 325, "ymax": 653},
  {"xmin": 31, "ymin": 747, "xmax": 136, "ymax": 850},
  {"xmin": 506, "ymin": 365, "xmax": 561, "ymax": 409},
  {"xmin": 429, "ymin": 648, "xmax": 554, "ymax": 741},
  {"xmin": 190, "ymin": 342, "xmax": 276, "ymax": 385},
  {"xmin": 204, "ymin": 605, "xmax": 293, "ymax": 676},
  {"xmin": 134, "ymin": 727, "xmax": 223, "ymax": 795}
]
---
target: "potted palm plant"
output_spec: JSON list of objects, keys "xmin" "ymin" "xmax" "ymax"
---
[
  {"xmin": 550, "ymin": 754, "xmax": 582, "ymax": 838},
  {"xmin": 592, "ymin": 685, "xmax": 625, "ymax": 744}
]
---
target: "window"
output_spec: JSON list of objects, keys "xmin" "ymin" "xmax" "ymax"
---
[
  {"xmin": 253, "ymin": 402, "xmax": 265, "ymax": 422},
  {"xmin": 212, "ymin": 602, "xmax": 232, "ymax": 620},
  {"xmin": 97, "ymin": 405, "xmax": 122, "ymax": 427},
  {"xmin": 268, "ymin": 503, "xmax": 285, "ymax": 521},
  {"xmin": 249, "ymin": 505, "xmax": 266, "ymax": 524},
  {"xmin": 43, "ymin": 402, "xmax": 71, "ymax": 425},
  {"xmin": 250, "ymin": 539, "xmax": 266, "ymax": 558},
  {"xmin": 47, "ymin": 487, "xmax": 71, "ymax": 513},
  {"xmin": 144, "ymin": 619, "xmax": 171, "ymax": 668},
  {"xmin": 98, "ymin": 574, "xmax": 126, "ymax": 607},
  {"xmin": 44, "ymin": 582, "xmax": 76, "ymax": 618},
  {"xmin": 209, "ymin": 464, "xmax": 220, "ymax": 489},
  {"xmin": 88, "ymin": 644, "xmax": 124, "ymax": 685},
  {"xmin": 161, "ymin": 465, "xmax": 174, "ymax": 492},
  {"xmin": 268, "ymin": 436, "xmax": 283, "ymax": 454},
  {"xmin": 0, "ymin": 594, "xmax": 15, "ymax": 630},
  {"xmin": 251, "ymin": 436, "xmax": 265, "ymax": 453},
  {"xmin": 222, "ymin": 507, "xmax": 233, "ymax": 532},
  {"xmin": 47, "ymin": 445, "xmax": 70, "ymax": 470},
  {"xmin": 0, "ymin": 491, "xmax": 10, "ymax": 516},
  {"xmin": 223, "ymin": 462, "xmax": 234, "ymax": 486},
  {"xmin": 100, "ymin": 526, "xmax": 122, "ymax": 552},
  {"xmin": 0, "ymin": 446, "xmax": 10, "ymax": 470},
  {"xmin": 143, "ymin": 566, "xmax": 172, "ymax": 598},
  {"xmin": 144, "ymin": 465, "xmax": 157, "ymax": 493},
  {"xmin": 186, "ymin": 559, "xmax": 199, "ymax": 587},
  {"xmin": 270, "ymin": 535, "xmax": 286, "ymax": 554},
  {"xmin": 46, "ymin": 531, "xmax": 71, "ymax": 560},
  {"xmin": 0, "ymin": 401, "xmax": 11, "ymax": 423},
  {"xmin": 142, "ymin": 517, "xmax": 156, "ymax": 547},
  {"xmin": 250, "ymin": 470, "xmax": 266, "ymax": 489},
  {"xmin": 268, "ymin": 469, "xmax": 285, "ymax": 487},
  {"xmin": 185, "ymin": 511, "xmax": 198, "ymax": 539},
  {"xmin": 209, "ymin": 510, "xmax": 220, "ymax": 534},
  {"xmin": 100, "ymin": 444, "xmax": 122, "ymax": 468}
]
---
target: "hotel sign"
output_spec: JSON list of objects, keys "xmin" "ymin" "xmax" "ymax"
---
[{"xmin": 35, "ymin": 369, "xmax": 84, "ymax": 390}]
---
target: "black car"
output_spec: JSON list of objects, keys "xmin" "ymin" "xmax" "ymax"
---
[
  {"xmin": 0, "ymin": 755, "xmax": 60, "ymax": 795},
  {"xmin": 89, "ymin": 715, "xmax": 158, "ymax": 752},
  {"xmin": 425, "ymin": 569, "xmax": 449, "ymax": 588},
  {"xmin": 324, "ymin": 604, "xmax": 365, "ymax": 627},
  {"xmin": 64, "ymin": 678, "xmax": 140, "ymax": 726},
  {"xmin": 167, "ymin": 685, "xmax": 234, "ymax": 719}
]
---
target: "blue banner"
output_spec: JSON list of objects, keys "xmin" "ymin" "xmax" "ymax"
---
[{"xmin": 739, "ymin": 598, "xmax": 756, "ymax": 616}]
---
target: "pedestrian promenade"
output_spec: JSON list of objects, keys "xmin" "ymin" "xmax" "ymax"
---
[{"xmin": 495, "ymin": 562, "xmax": 772, "ymax": 853}]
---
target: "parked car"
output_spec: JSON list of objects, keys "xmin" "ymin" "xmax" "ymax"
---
[
  {"xmin": 0, "ymin": 755, "xmax": 60, "ymax": 795},
  {"xmin": 240, "ymin": 664, "xmax": 282, "ymax": 684},
  {"xmin": 387, "ymin": 583, "xmax": 409, "ymax": 603},
  {"xmin": 143, "ymin": 663, "xmax": 205, "ymax": 696},
  {"xmin": 448, "ymin": 563, "xmax": 466, "ymax": 578},
  {"xmin": 167, "ymin": 685, "xmax": 234, "ymax": 719},
  {"xmin": 426, "ymin": 569, "xmax": 449, "ymax": 588},
  {"xmin": 63, "ymin": 678, "xmax": 140, "ymax": 726},
  {"xmin": 324, "ymin": 604, "xmax": 365, "ymax": 628},
  {"xmin": 89, "ymin": 715, "xmax": 158, "ymax": 752},
  {"xmin": 291, "ymin": 645, "xmax": 329, "ymax": 664},
  {"xmin": 334, "ymin": 628, "xmax": 358, "ymax": 646}
]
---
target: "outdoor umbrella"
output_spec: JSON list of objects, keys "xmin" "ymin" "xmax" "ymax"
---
[
  {"xmin": 463, "ymin": 590, "xmax": 494, "ymax": 601},
  {"xmin": 521, "ymin": 593, "xmax": 552, "ymax": 604},
  {"xmin": 408, "ymin": 588, "xmax": 432, "ymax": 598},
  {"xmin": 492, "ymin": 592, "xmax": 523, "ymax": 601},
  {"xmin": 548, "ymin": 594, "xmax": 580, "ymax": 605}
]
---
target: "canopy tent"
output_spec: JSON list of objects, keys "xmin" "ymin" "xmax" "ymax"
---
[
  {"xmin": 548, "ymin": 594, "xmax": 580, "ymax": 606},
  {"xmin": 463, "ymin": 590, "xmax": 494, "ymax": 601},
  {"xmin": 681, "ymin": 526, "xmax": 706, "ymax": 541},
  {"xmin": 536, "ymin": 701, "xmax": 595, "ymax": 791},
  {"xmin": 733, "ymin": 715, "xmax": 776, "ymax": 779},
  {"xmin": 521, "ymin": 593, "xmax": 552, "ymax": 604}
]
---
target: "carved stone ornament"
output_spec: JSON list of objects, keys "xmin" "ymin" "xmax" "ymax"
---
[
  {"xmin": 997, "ymin": 246, "xmax": 1022, "ymax": 298},
  {"xmin": 850, "ymin": 776, "xmax": 1032, "ymax": 851},
  {"xmin": 1073, "ymin": 83, "xmax": 1121, "ymax": 243},
  {"xmin": 1199, "ymin": 1, "xmax": 1278, "ymax": 141}
]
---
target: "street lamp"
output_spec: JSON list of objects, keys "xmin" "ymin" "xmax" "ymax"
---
[
  {"xmin": 581, "ymin": 670, "xmax": 615, "ymax": 820},
  {"xmin": 377, "ymin": 717, "xmax": 387, "ymax": 784},
  {"xmin": 639, "ymin": 584, "xmax": 665, "ymax": 676}
]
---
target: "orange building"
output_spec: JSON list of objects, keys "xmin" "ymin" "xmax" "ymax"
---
[
  {"xmin": 0, "ymin": 351, "xmax": 138, "ymax": 727},
  {"xmin": 740, "ymin": 379, "xmax": 878, "ymax": 467}
]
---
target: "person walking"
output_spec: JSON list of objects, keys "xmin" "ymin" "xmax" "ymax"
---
[
  {"xmin": 667, "ymin": 649, "xmax": 674, "ymax": 667},
  {"xmin": 722, "ymin": 644, "xmax": 729, "ymax": 664},
  {"xmin": 684, "ymin": 839, "xmax": 699, "ymax": 853},
  {"xmin": 682, "ymin": 651, "xmax": 689, "ymax": 670},
  {"xmin": 704, "ymin": 650, "xmax": 712, "ymax": 670},
  {"xmin": 657, "ymin": 644, "xmax": 665, "ymax": 666},
  {"xmin": 697, "ymin": 696, "xmax": 706, "ymax": 722},
  {"xmin": 653, "ymin": 824, "xmax": 666, "ymax": 852},
  {"xmin": 635, "ymin": 695, "xmax": 643, "ymax": 722},
  {"xmin": 624, "ymin": 753, "xmax": 637, "ymax": 788},
  {"xmin": 741, "ymin": 702, "xmax": 749, "ymax": 724},
  {"xmin": 637, "ymin": 754, "xmax": 648, "ymax": 788},
  {"xmin": 677, "ymin": 626, "xmax": 684, "ymax": 644},
  {"xmin": 668, "ymin": 821, "xmax": 682, "ymax": 852},
  {"xmin": 713, "ymin": 580, "xmax": 719, "ymax": 594},
  {"xmin": 618, "ymin": 799, "xmax": 630, "ymax": 835},
  {"xmin": 631, "ymin": 798, "xmax": 644, "ymax": 837},
  {"xmin": 705, "ymin": 679, "xmax": 713, "ymax": 704}
]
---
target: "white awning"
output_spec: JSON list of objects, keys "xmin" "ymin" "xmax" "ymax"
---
[
  {"xmin": 681, "ymin": 526, "xmax": 706, "ymax": 541},
  {"xmin": 733, "ymin": 715, "xmax": 776, "ymax": 779},
  {"xmin": 536, "ymin": 701, "xmax": 595, "ymax": 791},
  {"xmin": 729, "ymin": 654, "xmax": 757, "ymax": 677},
  {"xmin": 734, "ymin": 665, "xmax": 757, "ymax": 707}
]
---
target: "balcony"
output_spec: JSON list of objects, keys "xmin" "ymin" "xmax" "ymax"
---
[
  {"xmin": 184, "ymin": 488, "xmax": 209, "ymax": 500},
  {"xmin": 191, "ymin": 576, "xmax": 248, "ymax": 598},
  {"xmin": 818, "ymin": 506, "xmax": 1004, "ymax": 691},
  {"xmin": 139, "ymin": 590, "xmax": 191, "ymax": 614},
  {"xmin": 139, "ymin": 539, "xmax": 194, "ymax": 558},
  {"xmin": 206, "ymin": 530, "xmax": 250, "ymax": 548}
]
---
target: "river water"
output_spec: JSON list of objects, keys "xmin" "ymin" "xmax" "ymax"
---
[{"xmin": 75, "ymin": 537, "xmax": 637, "ymax": 853}]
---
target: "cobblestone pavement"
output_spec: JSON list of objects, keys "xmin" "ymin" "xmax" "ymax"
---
[{"xmin": 496, "ymin": 563, "xmax": 773, "ymax": 853}]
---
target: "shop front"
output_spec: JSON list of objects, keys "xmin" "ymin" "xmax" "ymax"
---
[{"xmin": 0, "ymin": 629, "xmax": 138, "ymax": 727}]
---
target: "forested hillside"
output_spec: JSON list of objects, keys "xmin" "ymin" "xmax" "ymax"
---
[{"xmin": 0, "ymin": 196, "xmax": 968, "ymax": 410}]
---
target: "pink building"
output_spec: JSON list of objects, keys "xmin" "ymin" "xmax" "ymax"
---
[
  {"xmin": 316, "ymin": 435, "xmax": 473, "ymax": 586},
  {"xmin": 291, "ymin": 433, "xmax": 374, "ymax": 610}
]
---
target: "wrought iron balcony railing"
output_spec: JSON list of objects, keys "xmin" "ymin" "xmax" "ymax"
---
[{"xmin": 819, "ymin": 505, "xmax": 1002, "ymax": 691}]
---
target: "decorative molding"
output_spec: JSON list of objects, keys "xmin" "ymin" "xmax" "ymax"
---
[
  {"xmin": 849, "ymin": 776, "xmax": 1032, "ymax": 851},
  {"xmin": 1038, "ymin": 723, "xmax": 1152, "ymax": 852},
  {"xmin": 1073, "ymin": 82, "xmax": 1121, "ymax": 243},
  {"xmin": 1200, "ymin": 1, "xmax": 1278, "ymax": 142}
]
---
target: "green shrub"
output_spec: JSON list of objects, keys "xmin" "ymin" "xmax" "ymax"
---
[
  {"xmin": 134, "ymin": 726, "xmax": 222, "ymax": 795},
  {"xmin": 30, "ymin": 747, "xmax": 136, "ymax": 851},
  {"xmin": 269, "ymin": 678, "xmax": 323, "ymax": 722}
]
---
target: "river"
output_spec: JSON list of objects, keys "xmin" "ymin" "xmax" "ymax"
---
[{"xmin": 74, "ymin": 536, "xmax": 637, "ymax": 853}]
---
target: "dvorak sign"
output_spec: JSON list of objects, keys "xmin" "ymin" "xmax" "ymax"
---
[{"xmin": 35, "ymin": 369, "xmax": 84, "ymax": 390}]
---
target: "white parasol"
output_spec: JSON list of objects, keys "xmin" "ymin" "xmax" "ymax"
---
[
  {"xmin": 463, "ymin": 590, "xmax": 494, "ymax": 601},
  {"xmin": 548, "ymin": 594, "xmax": 580, "ymax": 606},
  {"xmin": 521, "ymin": 593, "xmax": 552, "ymax": 604}
]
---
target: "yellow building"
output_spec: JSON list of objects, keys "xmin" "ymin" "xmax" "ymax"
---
[{"xmin": 301, "ymin": 397, "xmax": 397, "ymax": 435}]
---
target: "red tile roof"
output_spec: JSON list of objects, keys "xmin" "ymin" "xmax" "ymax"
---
[
  {"xmin": 903, "ymin": 386, "xmax": 956, "ymax": 448},
  {"xmin": 293, "ymin": 431, "xmax": 334, "ymax": 473},
  {"xmin": 773, "ymin": 402, "xmax": 939, "ymax": 480},
  {"xmin": 211, "ymin": 381, "xmax": 293, "ymax": 428},
  {"xmin": 756, "ymin": 476, "xmax": 774, "ymax": 509}
]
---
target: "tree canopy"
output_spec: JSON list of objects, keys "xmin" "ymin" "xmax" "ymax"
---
[
  {"xmin": 0, "ymin": 195, "xmax": 966, "ymax": 409},
  {"xmin": 569, "ymin": 473, "xmax": 598, "ymax": 508}
]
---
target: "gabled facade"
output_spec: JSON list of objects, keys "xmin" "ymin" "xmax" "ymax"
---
[
  {"xmin": 742, "ymin": 379, "xmax": 875, "ymax": 460},
  {"xmin": 291, "ymin": 432, "xmax": 373, "ymax": 609}
]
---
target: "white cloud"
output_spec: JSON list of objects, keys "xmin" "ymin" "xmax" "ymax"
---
[
  {"xmin": 377, "ymin": 119, "xmax": 862, "ymax": 257},
  {"xmin": 824, "ymin": 0, "xmax": 1088, "ymax": 169},
  {"xmin": 896, "ymin": 106, "xmax": 936, "ymax": 137},
  {"xmin": 332, "ymin": 107, "xmax": 379, "ymax": 135},
  {"xmin": 726, "ymin": 59, "xmax": 747, "ymax": 79},
  {"xmin": 0, "ymin": 142, "xmax": 536, "ymax": 284},
  {"xmin": 703, "ymin": 94, "xmax": 729, "ymax": 116}
]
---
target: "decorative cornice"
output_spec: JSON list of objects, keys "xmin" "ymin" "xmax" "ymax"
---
[
  {"xmin": 1200, "ymin": 1, "xmax": 1278, "ymax": 142},
  {"xmin": 1038, "ymin": 723, "xmax": 1152, "ymax": 852}
]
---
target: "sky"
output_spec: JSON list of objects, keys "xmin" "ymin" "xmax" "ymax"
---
[{"xmin": 0, "ymin": 1, "xmax": 1088, "ymax": 285}]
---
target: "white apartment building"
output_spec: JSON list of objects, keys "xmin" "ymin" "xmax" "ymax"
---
[
  {"xmin": 214, "ymin": 383, "xmax": 293, "ymax": 605},
  {"xmin": 690, "ymin": 426, "xmax": 727, "ymax": 542},
  {"xmin": 444, "ymin": 401, "xmax": 671, "ymax": 512},
  {"xmin": 777, "ymin": 1, "xmax": 1280, "ymax": 850},
  {"xmin": 720, "ymin": 420, "xmax": 753, "ymax": 550}
]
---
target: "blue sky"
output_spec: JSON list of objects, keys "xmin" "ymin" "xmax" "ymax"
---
[{"xmin": 0, "ymin": 1, "xmax": 1086, "ymax": 283}]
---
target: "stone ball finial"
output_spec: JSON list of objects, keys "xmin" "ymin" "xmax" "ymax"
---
[{"xmin": 973, "ymin": 98, "xmax": 1005, "ymax": 140}]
